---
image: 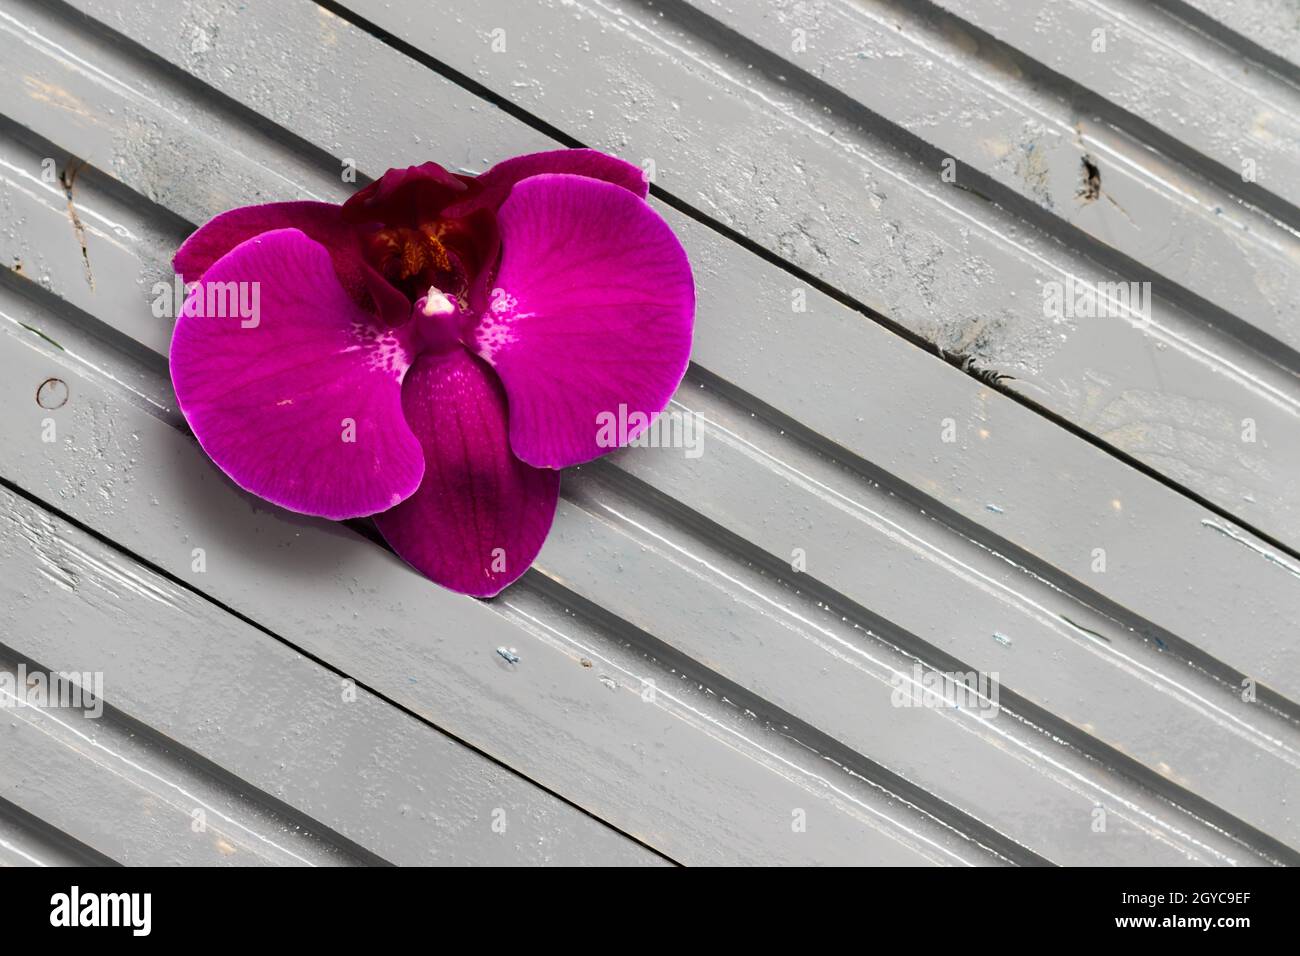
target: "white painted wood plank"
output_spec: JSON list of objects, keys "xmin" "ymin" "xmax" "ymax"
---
[
  {"xmin": 0, "ymin": 650, "xmax": 350, "ymax": 866},
  {"xmin": 927, "ymin": 0, "xmax": 1300, "ymax": 213},
  {"xmin": 1, "ymin": 3, "xmax": 1297, "ymax": 861},
  {"xmin": 0, "ymin": 318, "xmax": 968, "ymax": 866},
  {"xmin": 569, "ymin": 403, "xmax": 1300, "ymax": 856},
  {"xmin": 4, "ymin": 167, "xmax": 1290, "ymax": 862},
  {"xmin": 675, "ymin": 0, "xmax": 1300, "ymax": 361},
  {"xmin": 317, "ymin": 0, "xmax": 1300, "ymax": 547},
  {"xmin": 1, "ymin": 151, "xmax": 1291, "ymax": 862},
  {"xmin": 2, "ymin": 0, "xmax": 1295, "ymax": 865},
  {"xmin": 0, "ymin": 487, "xmax": 665, "ymax": 866},
  {"xmin": 0, "ymin": 799, "xmax": 104, "ymax": 866},
  {"xmin": 1173, "ymin": 0, "xmax": 1300, "ymax": 73},
  {"xmin": 544, "ymin": 480, "xmax": 1281, "ymax": 864},
  {"xmin": 8, "ymin": 0, "xmax": 1297, "ymax": 710}
]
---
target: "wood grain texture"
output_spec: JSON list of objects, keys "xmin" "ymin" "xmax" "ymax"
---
[
  {"xmin": 0, "ymin": 486, "xmax": 663, "ymax": 866},
  {"xmin": 0, "ymin": 0, "xmax": 1297, "ymax": 865},
  {"xmin": 333, "ymin": 0, "xmax": 1300, "ymax": 545}
]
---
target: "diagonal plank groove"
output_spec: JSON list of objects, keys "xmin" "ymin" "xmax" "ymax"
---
[
  {"xmin": 308, "ymin": 0, "xmax": 1300, "ymax": 556},
  {"xmin": 1149, "ymin": 0, "xmax": 1300, "ymax": 86},
  {"xmin": 0, "ymin": 636, "xmax": 383, "ymax": 866},
  {"xmin": 0, "ymin": 471, "xmax": 680, "ymax": 867},
  {"xmin": 2, "ymin": 240, "xmax": 1289, "ymax": 858},
  {"xmin": 525, "ymin": 572, "xmax": 1048, "ymax": 866},
  {"xmin": 3, "ymin": 0, "xmax": 1297, "ymax": 865},
  {"xmin": 5, "ymin": 270, "xmax": 1263, "ymax": 868},
  {"xmin": 0, "ymin": 33, "xmax": 1294, "ymax": 728},
  {"xmin": 918, "ymin": 0, "xmax": 1300, "ymax": 226},
  {"xmin": 20, "ymin": 0, "xmax": 1289, "ymax": 650},
  {"xmin": 577, "ymin": 459, "xmax": 1300, "ymax": 864},
  {"xmin": 651, "ymin": 0, "xmax": 1300, "ymax": 375},
  {"xmin": 0, "ymin": 792, "xmax": 118, "ymax": 866},
  {"xmin": 681, "ymin": 363, "xmax": 1300, "ymax": 723}
]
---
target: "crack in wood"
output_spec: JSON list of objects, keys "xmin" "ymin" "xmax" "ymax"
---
[{"xmin": 58, "ymin": 158, "xmax": 93, "ymax": 291}]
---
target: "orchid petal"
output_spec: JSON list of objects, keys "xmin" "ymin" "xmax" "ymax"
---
[
  {"xmin": 446, "ymin": 148, "xmax": 648, "ymax": 218},
  {"xmin": 475, "ymin": 174, "xmax": 694, "ymax": 468},
  {"xmin": 175, "ymin": 202, "xmax": 353, "ymax": 301},
  {"xmin": 374, "ymin": 348, "xmax": 559, "ymax": 597},
  {"xmin": 169, "ymin": 228, "xmax": 424, "ymax": 520},
  {"xmin": 342, "ymin": 161, "xmax": 471, "ymax": 228}
]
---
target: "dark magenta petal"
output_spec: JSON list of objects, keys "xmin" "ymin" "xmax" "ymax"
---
[
  {"xmin": 475, "ymin": 174, "xmax": 694, "ymax": 468},
  {"xmin": 173, "ymin": 201, "xmax": 382, "ymax": 312},
  {"xmin": 169, "ymin": 228, "xmax": 424, "ymax": 520},
  {"xmin": 342, "ymin": 161, "xmax": 471, "ymax": 228},
  {"xmin": 446, "ymin": 148, "xmax": 648, "ymax": 218},
  {"xmin": 373, "ymin": 348, "xmax": 560, "ymax": 597}
]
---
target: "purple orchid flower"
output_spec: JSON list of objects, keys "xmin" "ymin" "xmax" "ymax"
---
[{"xmin": 169, "ymin": 149, "xmax": 695, "ymax": 596}]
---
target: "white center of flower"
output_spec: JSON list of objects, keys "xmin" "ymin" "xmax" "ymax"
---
[{"xmin": 421, "ymin": 287, "xmax": 458, "ymax": 317}]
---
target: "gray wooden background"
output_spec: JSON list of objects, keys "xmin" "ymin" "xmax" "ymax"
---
[{"xmin": 1, "ymin": 0, "xmax": 1298, "ymax": 866}]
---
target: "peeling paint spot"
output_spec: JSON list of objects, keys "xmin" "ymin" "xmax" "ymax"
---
[{"xmin": 1078, "ymin": 155, "xmax": 1102, "ymax": 202}]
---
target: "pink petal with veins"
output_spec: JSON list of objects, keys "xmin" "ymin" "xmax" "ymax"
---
[
  {"xmin": 476, "ymin": 174, "xmax": 694, "ymax": 468},
  {"xmin": 170, "ymin": 228, "xmax": 424, "ymax": 519}
]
